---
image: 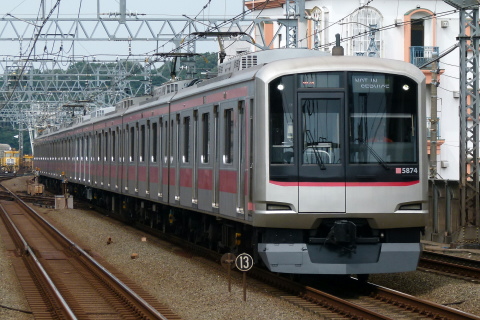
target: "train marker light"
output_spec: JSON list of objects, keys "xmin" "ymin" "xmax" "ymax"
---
[{"xmin": 235, "ymin": 233, "xmax": 242, "ymax": 246}]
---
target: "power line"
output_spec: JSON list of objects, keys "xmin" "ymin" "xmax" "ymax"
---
[
  {"xmin": 2, "ymin": 0, "xmax": 62, "ymax": 112},
  {"xmin": 299, "ymin": 7, "xmax": 458, "ymax": 50}
]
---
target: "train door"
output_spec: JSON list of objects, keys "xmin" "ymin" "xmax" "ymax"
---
[
  {"xmin": 156, "ymin": 117, "xmax": 164, "ymax": 201},
  {"xmin": 83, "ymin": 135, "xmax": 88, "ymax": 183},
  {"xmin": 192, "ymin": 110, "xmax": 198, "ymax": 207},
  {"xmin": 94, "ymin": 131, "xmax": 100, "ymax": 187},
  {"xmin": 237, "ymin": 101, "xmax": 246, "ymax": 217},
  {"xmin": 138, "ymin": 120, "xmax": 148, "ymax": 195},
  {"xmin": 212, "ymin": 105, "xmax": 220, "ymax": 211},
  {"xmin": 217, "ymin": 101, "xmax": 240, "ymax": 218},
  {"xmin": 125, "ymin": 124, "xmax": 135, "ymax": 194},
  {"xmin": 74, "ymin": 137, "xmax": 79, "ymax": 181},
  {"xmin": 105, "ymin": 130, "xmax": 109, "ymax": 188},
  {"xmin": 148, "ymin": 120, "xmax": 159, "ymax": 200},
  {"xmin": 121, "ymin": 127, "xmax": 128, "ymax": 193},
  {"xmin": 99, "ymin": 131, "xmax": 104, "ymax": 187},
  {"xmin": 111, "ymin": 128, "xmax": 118, "ymax": 191},
  {"xmin": 179, "ymin": 110, "xmax": 194, "ymax": 207},
  {"xmin": 297, "ymin": 92, "xmax": 346, "ymax": 213},
  {"xmin": 168, "ymin": 115, "xmax": 179, "ymax": 204},
  {"xmin": 161, "ymin": 117, "xmax": 170, "ymax": 203},
  {"xmin": 197, "ymin": 106, "xmax": 215, "ymax": 212},
  {"xmin": 81, "ymin": 134, "xmax": 91, "ymax": 184}
]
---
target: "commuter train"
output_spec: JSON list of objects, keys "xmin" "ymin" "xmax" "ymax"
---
[{"xmin": 34, "ymin": 48, "xmax": 428, "ymax": 276}]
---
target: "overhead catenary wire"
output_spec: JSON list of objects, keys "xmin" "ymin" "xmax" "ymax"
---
[{"xmin": 1, "ymin": 0, "xmax": 63, "ymax": 112}]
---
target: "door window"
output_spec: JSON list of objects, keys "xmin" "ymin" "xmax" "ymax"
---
[{"xmin": 301, "ymin": 98, "xmax": 341, "ymax": 166}]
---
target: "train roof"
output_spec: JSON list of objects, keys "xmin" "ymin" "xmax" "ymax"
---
[
  {"xmin": 255, "ymin": 54, "xmax": 426, "ymax": 84},
  {"xmin": 36, "ymin": 49, "xmax": 425, "ymax": 139},
  {"xmin": 216, "ymin": 48, "xmax": 330, "ymax": 75}
]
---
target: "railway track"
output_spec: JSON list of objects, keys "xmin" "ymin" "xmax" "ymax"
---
[
  {"xmin": 135, "ymin": 222, "xmax": 480, "ymax": 320},
  {"xmin": 0, "ymin": 186, "xmax": 181, "ymax": 320},
  {"xmin": 251, "ymin": 267, "xmax": 480, "ymax": 320},
  {"xmin": 419, "ymin": 250, "xmax": 480, "ymax": 282}
]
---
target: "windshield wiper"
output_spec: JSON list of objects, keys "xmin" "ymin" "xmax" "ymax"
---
[
  {"xmin": 305, "ymin": 130, "xmax": 326, "ymax": 170},
  {"xmin": 360, "ymin": 140, "xmax": 389, "ymax": 170}
]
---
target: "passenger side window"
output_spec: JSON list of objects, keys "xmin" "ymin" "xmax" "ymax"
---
[
  {"xmin": 201, "ymin": 113, "xmax": 210, "ymax": 164},
  {"xmin": 183, "ymin": 116, "xmax": 190, "ymax": 163},
  {"xmin": 224, "ymin": 109, "xmax": 233, "ymax": 164}
]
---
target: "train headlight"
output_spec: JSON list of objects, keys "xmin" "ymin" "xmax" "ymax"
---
[
  {"xmin": 402, "ymin": 84, "xmax": 410, "ymax": 91},
  {"xmin": 267, "ymin": 204, "xmax": 291, "ymax": 211},
  {"xmin": 277, "ymin": 84, "xmax": 284, "ymax": 91}
]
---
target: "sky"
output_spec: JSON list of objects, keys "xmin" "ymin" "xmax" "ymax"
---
[
  {"xmin": 0, "ymin": 0, "xmax": 247, "ymax": 58},
  {"xmin": 3, "ymin": 0, "xmax": 244, "ymax": 19}
]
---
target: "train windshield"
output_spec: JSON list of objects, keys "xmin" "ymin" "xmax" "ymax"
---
[
  {"xmin": 348, "ymin": 72, "xmax": 418, "ymax": 164},
  {"xmin": 269, "ymin": 71, "xmax": 418, "ymax": 168}
]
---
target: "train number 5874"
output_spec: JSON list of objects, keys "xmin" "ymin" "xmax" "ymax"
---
[{"xmin": 401, "ymin": 167, "xmax": 418, "ymax": 174}]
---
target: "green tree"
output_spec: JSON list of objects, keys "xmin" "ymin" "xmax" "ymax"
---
[{"xmin": 0, "ymin": 124, "xmax": 32, "ymax": 154}]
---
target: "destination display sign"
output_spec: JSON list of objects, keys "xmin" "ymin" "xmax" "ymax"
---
[{"xmin": 352, "ymin": 74, "xmax": 392, "ymax": 93}]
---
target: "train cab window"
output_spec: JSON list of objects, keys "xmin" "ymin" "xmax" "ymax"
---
[
  {"xmin": 269, "ymin": 75, "xmax": 295, "ymax": 165},
  {"xmin": 201, "ymin": 113, "xmax": 210, "ymax": 163},
  {"xmin": 140, "ymin": 125, "xmax": 145, "ymax": 162},
  {"xmin": 348, "ymin": 72, "xmax": 418, "ymax": 164},
  {"xmin": 183, "ymin": 116, "xmax": 190, "ymax": 163},
  {"xmin": 224, "ymin": 109, "xmax": 234, "ymax": 164}
]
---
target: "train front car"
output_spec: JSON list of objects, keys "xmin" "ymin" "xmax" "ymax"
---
[{"xmin": 253, "ymin": 55, "xmax": 427, "ymax": 275}]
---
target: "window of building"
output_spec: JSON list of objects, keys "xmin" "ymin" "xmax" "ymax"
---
[
  {"xmin": 346, "ymin": 7, "xmax": 382, "ymax": 57},
  {"xmin": 307, "ymin": 6, "xmax": 328, "ymax": 50}
]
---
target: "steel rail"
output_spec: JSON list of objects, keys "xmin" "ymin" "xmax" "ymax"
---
[
  {"xmin": 3, "ymin": 184, "xmax": 171, "ymax": 320},
  {"xmin": 370, "ymin": 284, "xmax": 480, "ymax": 320},
  {"xmin": 0, "ymin": 203, "xmax": 77, "ymax": 320}
]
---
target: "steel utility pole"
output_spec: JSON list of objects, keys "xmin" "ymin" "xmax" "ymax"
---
[{"xmin": 443, "ymin": 0, "xmax": 480, "ymax": 238}]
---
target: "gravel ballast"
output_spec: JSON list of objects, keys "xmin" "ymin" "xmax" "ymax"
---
[{"xmin": 1, "ymin": 176, "xmax": 480, "ymax": 319}]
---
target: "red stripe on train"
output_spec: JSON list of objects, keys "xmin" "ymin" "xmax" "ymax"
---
[{"xmin": 269, "ymin": 180, "xmax": 420, "ymax": 187}]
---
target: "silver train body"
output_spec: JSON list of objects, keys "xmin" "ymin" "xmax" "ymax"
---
[{"xmin": 35, "ymin": 49, "xmax": 428, "ymax": 275}]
